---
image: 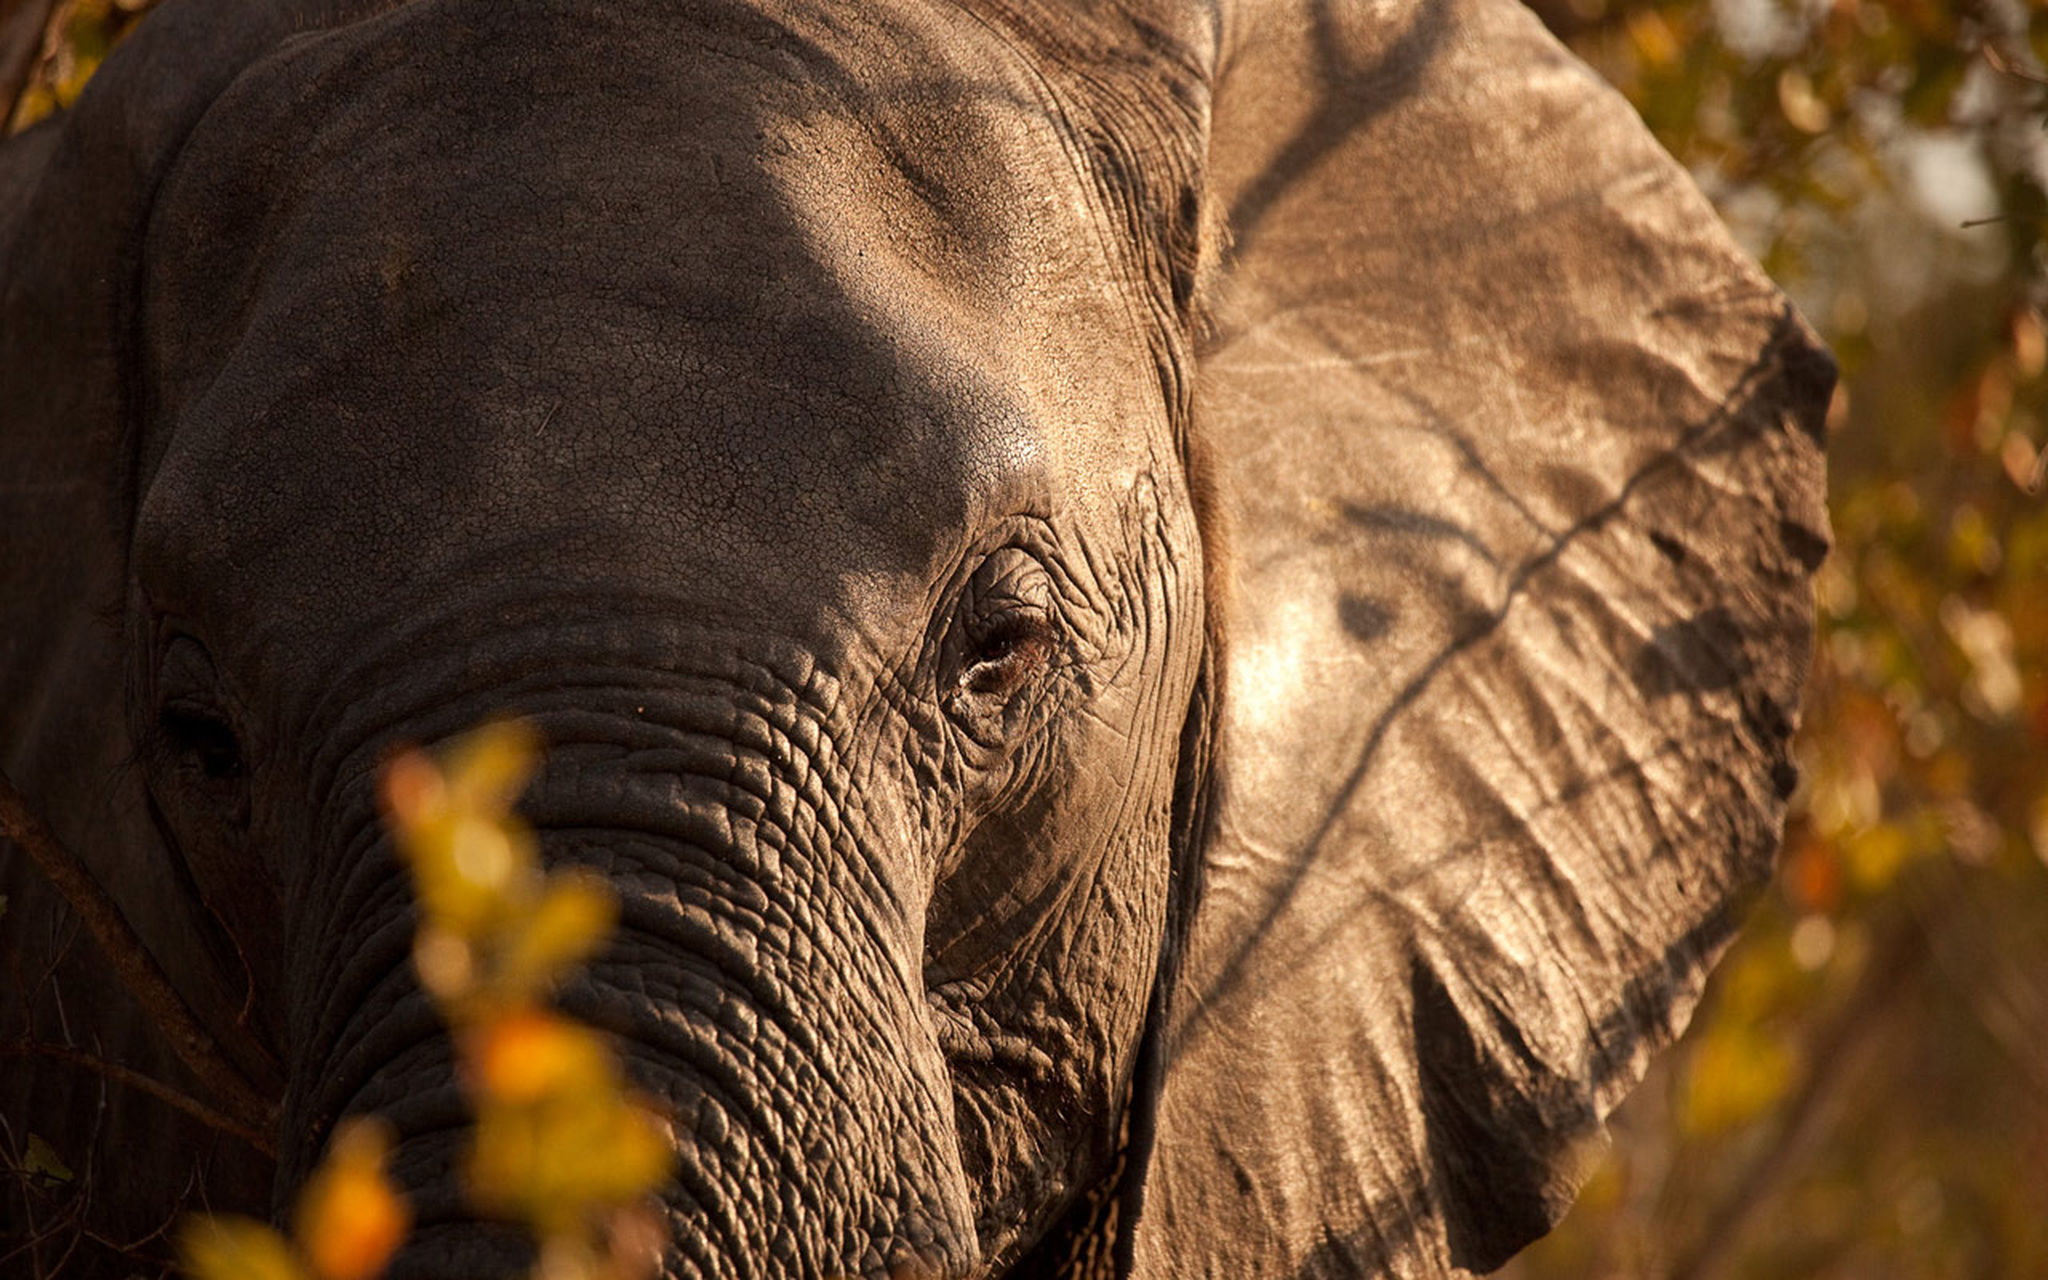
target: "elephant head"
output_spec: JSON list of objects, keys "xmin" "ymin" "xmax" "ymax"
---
[{"xmin": 0, "ymin": 0, "xmax": 1829, "ymax": 1276}]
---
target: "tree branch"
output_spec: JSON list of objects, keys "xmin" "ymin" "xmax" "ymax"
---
[
  {"xmin": 0, "ymin": 768, "xmax": 276, "ymax": 1148},
  {"xmin": 0, "ymin": 1039, "xmax": 272, "ymax": 1155}
]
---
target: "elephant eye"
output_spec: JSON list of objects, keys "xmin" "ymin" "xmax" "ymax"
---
[
  {"xmin": 942, "ymin": 547, "xmax": 1064, "ymax": 745},
  {"xmin": 963, "ymin": 616, "xmax": 1054, "ymax": 698},
  {"xmin": 158, "ymin": 704, "xmax": 246, "ymax": 782},
  {"xmin": 148, "ymin": 632, "xmax": 249, "ymax": 790}
]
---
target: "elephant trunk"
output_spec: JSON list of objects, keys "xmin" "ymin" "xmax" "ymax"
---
[{"xmin": 277, "ymin": 715, "xmax": 978, "ymax": 1279}]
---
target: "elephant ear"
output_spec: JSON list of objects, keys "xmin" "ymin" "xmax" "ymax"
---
[
  {"xmin": 1134, "ymin": 0, "xmax": 1830, "ymax": 1274},
  {"xmin": 0, "ymin": 0, "xmax": 379, "ymax": 1193}
]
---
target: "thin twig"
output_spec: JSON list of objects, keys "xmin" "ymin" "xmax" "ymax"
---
[
  {"xmin": 0, "ymin": 768, "xmax": 276, "ymax": 1147},
  {"xmin": 0, "ymin": 1040, "xmax": 272, "ymax": 1155},
  {"xmin": 1663, "ymin": 891, "xmax": 1950, "ymax": 1280}
]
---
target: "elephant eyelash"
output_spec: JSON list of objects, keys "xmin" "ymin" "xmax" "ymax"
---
[
  {"xmin": 970, "ymin": 620, "xmax": 1049, "ymax": 667},
  {"xmin": 961, "ymin": 617, "xmax": 1055, "ymax": 697}
]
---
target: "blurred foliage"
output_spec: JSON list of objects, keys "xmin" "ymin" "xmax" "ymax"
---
[
  {"xmin": 5, "ymin": 0, "xmax": 152, "ymax": 133},
  {"xmin": 182, "ymin": 723, "xmax": 670, "ymax": 1280},
  {"xmin": 1505, "ymin": 1, "xmax": 2048, "ymax": 1277},
  {"xmin": 183, "ymin": 1119, "xmax": 409, "ymax": 1280},
  {"xmin": 379, "ymin": 721, "xmax": 670, "ymax": 1269}
]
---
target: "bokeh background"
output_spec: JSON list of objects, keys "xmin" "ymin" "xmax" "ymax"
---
[{"xmin": 10, "ymin": 0, "xmax": 2048, "ymax": 1276}]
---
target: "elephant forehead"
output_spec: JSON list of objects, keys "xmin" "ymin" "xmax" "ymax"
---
[
  {"xmin": 145, "ymin": 0, "xmax": 1151, "ymax": 427},
  {"xmin": 138, "ymin": 0, "xmax": 1167, "ymax": 635}
]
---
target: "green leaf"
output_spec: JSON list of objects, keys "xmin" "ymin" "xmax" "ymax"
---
[{"xmin": 23, "ymin": 1133, "xmax": 72, "ymax": 1186}]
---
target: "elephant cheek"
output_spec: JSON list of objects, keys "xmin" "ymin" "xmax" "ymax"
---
[{"xmin": 280, "ymin": 821, "xmax": 980, "ymax": 1280}]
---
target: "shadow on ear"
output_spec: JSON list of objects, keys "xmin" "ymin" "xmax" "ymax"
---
[{"xmin": 1133, "ymin": 0, "xmax": 1830, "ymax": 1274}]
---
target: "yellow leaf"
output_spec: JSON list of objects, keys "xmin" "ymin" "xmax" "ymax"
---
[
  {"xmin": 10, "ymin": 85, "xmax": 59, "ymax": 132},
  {"xmin": 468, "ymin": 1090, "xmax": 670, "ymax": 1233},
  {"xmin": 384, "ymin": 728, "xmax": 545, "ymax": 944},
  {"xmin": 1625, "ymin": 9, "xmax": 1679, "ymax": 70},
  {"xmin": 411, "ymin": 927, "xmax": 477, "ymax": 1004},
  {"xmin": 1678, "ymin": 1029, "xmax": 1794, "ymax": 1136},
  {"xmin": 394, "ymin": 808, "xmax": 542, "ymax": 941},
  {"xmin": 463, "ymin": 1009, "xmax": 670, "ymax": 1230},
  {"xmin": 54, "ymin": 57, "xmax": 104, "ymax": 110},
  {"xmin": 1845, "ymin": 822, "xmax": 1915, "ymax": 893},
  {"xmin": 592, "ymin": 1101, "xmax": 672, "ymax": 1203},
  {"xmin": 499, "ymin": 875, "xmax": 619, "ymax": 1001},
  {"xmin": 446, "ymin": 814, "xmax": 533, "ymax": 906},
  {"xmin": 295, "ymin": 1118, "xmax": 411, "ymax": 1280},
  {"xmin": 373, "ymin": 717, "xmax": 669, "ymax": 1261},
  {"xmin": 443, "ymin": 720, "xmax": 542, "ymax": 816},
  {"xmin": 179, "ymin": 1216, "xmax": 309, "ymax": 1280}
]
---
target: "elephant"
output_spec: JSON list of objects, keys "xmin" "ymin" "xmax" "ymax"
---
[{"xmin": 0, "ymin": 0, "xmax": 1831, "ymax": 1275}]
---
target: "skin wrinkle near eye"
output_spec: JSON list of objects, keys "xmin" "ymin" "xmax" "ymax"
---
[
  {"xmin": 928, "ymin": 790, "xmax": 1069, "ymax": 985},
  {"xmin": 916, "ymin": 469, "xmax": 1191, "ymax": 1268},
  {"xmin": 925, "ymin": 479, "xmax": 1196, "ymax": 958},
  {"xmin": 944, "ymin": 548, "xmax": 1062, "ymax": 735}
]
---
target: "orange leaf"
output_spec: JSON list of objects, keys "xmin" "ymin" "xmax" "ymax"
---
[
  {"xmin": 378, "ymin": 750, "xmax": 446, "ymax": 831},
  {"xmin": 470, "ymin": 1009, "xmax": 613, "ymax": 1106},
  {"xmin": 295, "ymin": 1118, "xmax": 411, "ymax": 1280}
]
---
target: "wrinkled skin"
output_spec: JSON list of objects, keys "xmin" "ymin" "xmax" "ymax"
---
[{"xmin": 0, "ymin": 0, "xmax": 1830, "ymax": 1277}]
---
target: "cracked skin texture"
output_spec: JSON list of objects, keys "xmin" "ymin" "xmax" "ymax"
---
[{"xmin": 0, "ymin": 0, "xmax": 1826, "ymax": 1276}]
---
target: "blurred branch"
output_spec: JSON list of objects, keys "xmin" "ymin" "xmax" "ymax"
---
[
  {"xmin": 1916, "ymin": 871, "xmax": 2048, "ymax": 1102},
  {"xmin": 0, "ymin": 769, "xmax": 276, "ymax": 1150},
  {"xmin": 1664, "ymin": 893, "xmax": 1951, "ymax": 1280},
  {"xmin": 0, "ymin": 1040, "xmax": 272, "ymax": 1154}
]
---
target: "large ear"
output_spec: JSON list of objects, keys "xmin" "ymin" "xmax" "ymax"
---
[
  {"xmin": 1134, "ymin": 0, "xmax": 1830, "ymax": 1275},
  {"xmin": 0, "ymin": 0, "xmax": 386, "ymax": 1218}
]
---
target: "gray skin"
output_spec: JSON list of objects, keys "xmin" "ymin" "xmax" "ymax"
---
[{"xmin": 0, "ymin": 0, "xmax": 1829, "ymax": 1277}]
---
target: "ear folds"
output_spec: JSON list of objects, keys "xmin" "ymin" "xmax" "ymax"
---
[
  {"xmin": 1, "ymin": 0, "xmax": 382, "ymax": 1217},
  {"xmin": 1, "ymin": 0, "xmax": 294, "ymax": 1043},
  {"xmin": 1137, "ymin": 0, "xmax": 1829, "ymax": 1274}
]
